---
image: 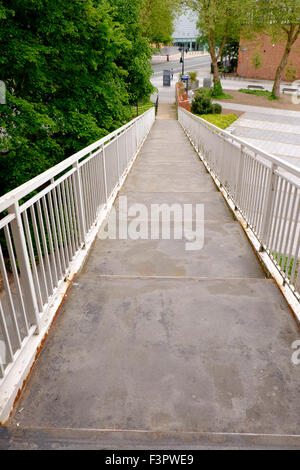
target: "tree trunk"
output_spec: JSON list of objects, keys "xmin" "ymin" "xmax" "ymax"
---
[
  {"xmin": 272, "ymin": 42, "xmax": 292, "ymax": 98},
  {"xmin": 207, "ymin": 29, "xmax": 221, "ymax": 86},
  {"xmin": 272, "ymin": 24, "xmax": 300, "ymax": 99},
  {"xmin": 211, "ymin": 55, "xmax": 220, "ymax": 85}
]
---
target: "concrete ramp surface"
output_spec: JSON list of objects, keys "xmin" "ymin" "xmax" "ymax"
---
[{"xmin": 2, "ymin": 116, "xmax": 300, "ymax": 450}]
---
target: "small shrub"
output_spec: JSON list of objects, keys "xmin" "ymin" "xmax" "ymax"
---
[
  {"xmin": 192, "ymin": 91, "xmax": 223, "ymax": 115},
  {"xmin": 212, "ymin": 103, "xmax": 222, "ymax": 114},
  {"xmin": 191, "ymin": 93, "xmax": 214, "ymax": 115},
  {"xmin": 188, "ymin": 71, "xmax": 197, "ymax": 82},
  {"xmin": 196, "ymin": 87, "xmax": 212, "ymax": 98}
]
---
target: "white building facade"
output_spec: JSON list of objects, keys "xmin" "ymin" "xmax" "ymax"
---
[{"xmin": 172, "ymin": 12, "xmax": 201, "ymax": 51}]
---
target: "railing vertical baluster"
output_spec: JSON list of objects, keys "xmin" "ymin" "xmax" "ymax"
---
[
  {"xmin": 0, "ymin": 300, "xmax": 14, "ymax": 369},
  {"xmin": 8, "ymin": 203, "xmax": 40, "ymax": 332},
  {"xmin": 260, "ymin": 163, "xmax": 278, "ymax": 248},
  {"xmin": 72, "ymin": 162, "xmax": 87, "ymax": 246},
  {"xmin": 102, "ymin": 144, "xmax": 108, "ymax": 203},
  {"xmin": 235, "ymin": 144, "xmax": 245, "ymax": 208},
  {"xmin": 116, "ymin": 136, "xmax": 121, "ymax": 179}
]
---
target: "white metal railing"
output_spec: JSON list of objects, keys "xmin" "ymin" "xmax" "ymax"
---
[
  {"xmin": 178, "ymin": 107, "xmax": 300, "ymax": 301},
  {"xmin": 0, "ymin": 108, "xmax": 155, "ymax": 419}
]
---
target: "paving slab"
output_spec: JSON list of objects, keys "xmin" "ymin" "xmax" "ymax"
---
[
  {"xmin": 224, "ymin": 105, "xmax": 300, "ymax": 166},
  {"xmin": 233, "ymin": 127, "xmax": 300, "ymax": 146},
  {"xmin": 84, "ymin": 221, "xmax": 264, "ymax": 279},
  {"xmin": 131, "ymin": 162, "xmax": 208, "ymax": 175},
  {"xmin": 9, "ymin": 277, "xmax": 300, "ymax": 435},
  {"xmin": 114, "ymin": 192, "xmax": 234, "ymax": 222},
  {"xmin": 140, "ymin": 143, "xmax": 198, "ymax": 158},
  {"xmin": 123, "ymin": 172, "xmax": 216, "ymax": 193}
]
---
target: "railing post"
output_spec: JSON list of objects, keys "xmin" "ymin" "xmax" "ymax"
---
[
  {"xmin": 261, "ymin": 163, "xmax": 277, "ymax": 248},
  {"xmin": 125, "ymin": 129, "xmax": 129, "ymax": 165},
  {"xmin": 102, "ymin": 144, "xmax": 108, "ymax": 202},
  {"xmin": 8, "ymin": 203, "xmax": 40, "ymax": 332},
  {"xmin": 235, "ymin": 144, "xmax": 245, "ymax": 207},
  {"xmin": 72, "ymin": 162, "xmax": 87, "ymax": 246},
  {"xmin": 116, "ymin": 136, "xmax": 120, "ymax": 179},
  {"xmin": 135, "ymin": 120, "xmax": 139, "ymax": 152}
]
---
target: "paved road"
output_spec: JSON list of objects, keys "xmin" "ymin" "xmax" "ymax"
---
[{"xmin": 152, "ymin": 55, "xmax": 211, "ymax": 77}]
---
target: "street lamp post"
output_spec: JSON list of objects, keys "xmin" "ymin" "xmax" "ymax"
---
[{"xmin": 178, "ymin": 47, "xmax": 185, "ymax": 76}]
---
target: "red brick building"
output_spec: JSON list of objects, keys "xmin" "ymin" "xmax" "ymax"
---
[{"xmin": 237, "ymin": 34, "xmax": 300, "ymax": 81}]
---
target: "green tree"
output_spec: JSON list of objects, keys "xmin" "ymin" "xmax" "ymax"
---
[
  {"xmin": 185, "ymin": 0, "xmax": 254, "ymax": 89},
  {"xmin": 108, "ymin": 0, "xmax": 153, "ymax": 104},
  {"xmin": 256, "ymin": 0, "xmax": 300, "ymax": 98},
  {"xmin": 140, "ymin": 0, "xmax": 182, "ymax": 46},
  {"xmin": 0, "ymin": 0, "xmax": 151, "ymax": 195}
]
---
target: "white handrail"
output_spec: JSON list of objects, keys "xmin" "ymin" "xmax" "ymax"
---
[
  {"xmin": 0, "ymin": 107, "xmax": 155, "ymax": 423},
  {"xmin": 178, "ymin": 107, "xmax": 300, "ymax": 301}
]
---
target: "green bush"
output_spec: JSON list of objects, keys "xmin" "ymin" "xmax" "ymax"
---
[
  {"xmin": 191, "ymin": 92, "xmax": 223, "ymax": 115},
  {"xmin": 196, "ymin": 88, "xmax": 212, "ymax": 98},
  {"xmin": 212, "ymin": 103, "xmax": 222, "ymax": 114},
  {"xmin": 191, "ymin": 93, "xmax": 213, "ymax": 115},
  {"xmin": 188, "ymin": 71, "xmax": 197, "ymax": 82}
]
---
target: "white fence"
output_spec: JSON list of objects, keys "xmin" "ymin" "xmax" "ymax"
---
[
  {"xmin": 178, "ymin": 107, "xmax": 300, "ymax": 302},
  {"xmin": 0, "ymin": 108, "xmax": 155, "ymax": 422}
]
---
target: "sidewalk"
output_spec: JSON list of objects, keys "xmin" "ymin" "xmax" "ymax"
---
[{"xmin": 219, "ymin": 102, "xmax": 300, "ymax": 166}]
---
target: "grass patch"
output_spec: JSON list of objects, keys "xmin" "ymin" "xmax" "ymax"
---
[
  {"xmin": 272, "ymin": 251, "xmax": 297, "ymax": 278},
  {"xmin": 131, "ymin": 100, "xmax": 155, "ymax": 117},
  {"xmin": 197, "ymin": 113, "xmax": 238, "ymax": 129},
  {"xmin": 239, "ymin": 88, "xmax": 278, "ymax": 100},
  {"xmin": 212, "ymin": 92, "xmax": 233, "ymax": 100},
  {"xmin": 195, "ymin": 88, "xmax": 233, "ymax": 100}
]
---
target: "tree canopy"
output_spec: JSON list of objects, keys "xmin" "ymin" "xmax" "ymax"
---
[
  {"xmin": 140, "ymin": 0, "xmax": 182, "ymax": 45},
  {"xmin": 185, "ymin": 0, "xmax": 254, "ymax": 87},
  {"xmin": 0, "ymin": 0, "xmax": 153, "ymax": 195},
  {"xmin": 253, "ymin": 0, "xmax": 300, "ymax": 97}
]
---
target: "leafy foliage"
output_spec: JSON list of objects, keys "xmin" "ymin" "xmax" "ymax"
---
[
  {"xmin": 108, "ymin": 0, "xmax": 153, "ymax": 104},
  {"xmin": 140, "ymin": 0, "xmax": 182, "ymax": 45},
  {"xmin": 191, "ymin": 90, "xmax": 223, "ymax": 115},
  {"xmin": 0, "ymin": 0, "xmax": 153, "ymax": 195},
  {"xmin": 184, "ymin": 0, "xmax": 256, "ymax": 87},
  {"xmin": 253, "ymin": 0, "xmax": 300, "ymax": 97}
]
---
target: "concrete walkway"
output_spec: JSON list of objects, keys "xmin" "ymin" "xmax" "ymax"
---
[{"xmin": 2, "ymin": 109, "xmax": 300, "ymax": 450}]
